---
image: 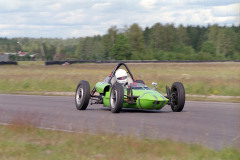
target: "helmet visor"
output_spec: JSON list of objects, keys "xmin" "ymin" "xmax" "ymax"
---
[{"xmin": 117, "ymin": 76, "xmax": 127, "ymax": 80}]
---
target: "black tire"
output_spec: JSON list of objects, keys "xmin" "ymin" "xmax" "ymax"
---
[
  {"xmin": 170, "ymin": 82, "xmax": 185, "ymax": 112},
  {"xmin": 136, "ymin": 80, "xmax": 145, "ymax": 85},
  {"xmin": 110, "ymin": 83, "xmax": 124, "ymax": 113},
  {"xmin": 75, "ymin": 80, "xmax": 90, "ymax": 110}
]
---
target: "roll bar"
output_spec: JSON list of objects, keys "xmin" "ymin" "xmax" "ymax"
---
[
  {"xmin": 109, "ymin": 63, "xmax": 135, "ymax": 82},
  {"xmin": 90, "ymin": 63, "xmax": 135, "ymax": 96}
]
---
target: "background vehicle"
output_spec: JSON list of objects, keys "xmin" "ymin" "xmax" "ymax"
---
[{"xmin": 75, "ymin": 63, "xmax": 185, "ymax": 113}]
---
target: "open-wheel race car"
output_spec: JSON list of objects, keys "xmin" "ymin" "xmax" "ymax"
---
[{"xmin": 75, "ymin": 63, "xmax": 185, "ymax": 113}]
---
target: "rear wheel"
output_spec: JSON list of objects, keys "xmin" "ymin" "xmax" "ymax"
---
[
  {"xmin": 110, "ymin": 83, "xmax": 124, "ymax": 113},
  {"xmin": 75, "ymin": 80, "xmax": 90, "ymax": 110},
  {"xmin": 170, "ymin": 82, "xmax": 185, "ymax": 112}
]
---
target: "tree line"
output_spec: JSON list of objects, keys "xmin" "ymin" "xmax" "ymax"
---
[{"xmin": 0, "ymin": 23, "xmax": 239, "ymax": 61}]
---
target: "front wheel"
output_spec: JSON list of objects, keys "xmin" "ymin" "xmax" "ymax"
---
[
  {"xmin": 75, "ymin": 80, "xmax": 90, "ymax": 110},
  {"xmin": 170, "ymin": 82, "xmax": 185, "ymax": 112},
  {"xmin": 110, "ymin": 83, "xmax": 124, "ymax": 113}
]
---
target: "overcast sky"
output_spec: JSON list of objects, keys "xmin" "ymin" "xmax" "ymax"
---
[{"xmin": 0, "ymin": 0, "xmax": 239, "ymax": 38}]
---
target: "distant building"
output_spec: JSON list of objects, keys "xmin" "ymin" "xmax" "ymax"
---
[
  {"xmin": 0, "ymin": 54, "xmax": 9, "ymax": 61},
  {"xmin": 4, "ymin": 52, "xmax": 17, "ymax": 55},
  {"xmin": 18, "ymin": 51, "xmax": 28, "ymax": 56},
  {"xmin": 2, "ymin": 52, "xmax": 37, "ymax": 61}
]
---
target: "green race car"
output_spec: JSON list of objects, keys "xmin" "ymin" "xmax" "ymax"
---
[{"xmin": 75, "ymin": 63, "xmax": 185, "ymax": 113}]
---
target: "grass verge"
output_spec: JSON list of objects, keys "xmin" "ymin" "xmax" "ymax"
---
[
  {"xmin": 0, "ymin": 62, "xmax": 239, "ymax": 100},
  {"xmin": 0, "ymin": 124, "xmax": 239, "ymax": 160},
  {"xmin": 17, "ymin": 61, "xmax": 45, "ymax": 66}
]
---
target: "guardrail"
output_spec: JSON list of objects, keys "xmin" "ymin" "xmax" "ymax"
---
[
  {"xmin": 0, "ymin": 61, "xmax": 18, "ymax": 65},
  {"xmin": 1, "ymin": 60, "xmax": 239, "ymax": 66},
  {"xmin": 45, "ymin": 60, "xmax": 240, "ymax": 65}
]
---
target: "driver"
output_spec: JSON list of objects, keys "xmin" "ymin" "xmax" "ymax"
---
[{"xmin": 115, "ymin": 69, "xmax": 128, "ymax": 85}]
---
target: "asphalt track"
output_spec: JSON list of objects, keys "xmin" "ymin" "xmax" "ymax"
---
[{"xmin": 0, "ymin": 94, "xmax": 239, "ymax": 149}]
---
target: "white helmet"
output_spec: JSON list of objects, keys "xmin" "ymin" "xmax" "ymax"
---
[{"xmin": 115, "ymin": 69, "xmax": 128, "ymax": 84}]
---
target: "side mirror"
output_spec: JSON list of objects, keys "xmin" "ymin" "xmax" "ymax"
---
[{"xmin": 152, "ymin": 82, "xmax": 157, "ymax": 90}]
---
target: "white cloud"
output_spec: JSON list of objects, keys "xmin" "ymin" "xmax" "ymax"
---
[
  {"xmin": 46, "ymin": 3, "xmax": 62, "ymax": 12},
  {"xmin": 91, "ymin": 2, "xmax": 111, "ymax": 10},
  {"xmin": 140, "ymin": 0, "xmax": 156, "ymax": 9},
  {"xmin": 212, "ymin": 3, "xmax": 240, "ymax": 17},
  {"xmin": 0, "ymin": 31, "xmax": 11, "ymax": 36},
  {"xmin": 188, "ymin": 0, "xmax": 238, "ymax": 6},
  {"xmin": 0, "ymin": 0, "xmax": 239, "ymax": 38},
  {"xmin": 0, "ymin": 0, "xmax": 23, "ymax": 11}
]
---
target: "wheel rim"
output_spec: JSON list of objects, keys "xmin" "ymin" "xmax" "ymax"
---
[
  {"xmin": 76, "ymin": 86, "xmax": 83, "ymax": 105},
  {"xmin": 110, "ymin": 89, "xmax": 117, "ymax": 109},
  {"xmin": 173, "ymin": 92, "xmax": 178, "ymax": 103},
  {"xmin": 171, "ymin": 88, "xmax": 178, "ymax": 108}
]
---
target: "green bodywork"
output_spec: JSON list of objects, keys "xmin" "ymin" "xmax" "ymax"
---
[
  {"xmin": 95, "ymin": 82, "xmax": 110, "ymax": 93},
  {"xmin": 95, "ymin": 82, "xmax": 169, "ymax": 110}
]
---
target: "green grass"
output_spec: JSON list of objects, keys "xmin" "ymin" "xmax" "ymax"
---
[
  {"xmin": 0, "ymin": 62, "xmax": 239, "ymax": 97},
  {"xmin": 0, "ymin": 124, "xmax": 239, "ymax": 160},
  {"xmin": 17, "ymin": 61, "xmax": 45, "ymax": 66},
  {"xmin": 0, "ymin": 62, "xmax": 239, "ymax": 159}
]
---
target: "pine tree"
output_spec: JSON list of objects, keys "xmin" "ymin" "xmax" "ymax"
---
[
  {"xmin": 126, "ymin": 23, "xmax": 146, "ymax": 59},
  {"xmin": 111, "ymin": 33, "xmax": 131, "ymax": 60}
]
